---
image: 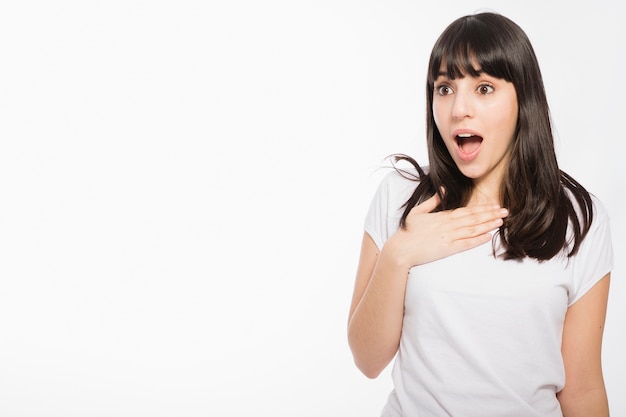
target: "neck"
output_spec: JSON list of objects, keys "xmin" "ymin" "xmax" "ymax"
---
[{"xmin": 468, "ymin": 184, "xmax": 501, "ymax": 207}]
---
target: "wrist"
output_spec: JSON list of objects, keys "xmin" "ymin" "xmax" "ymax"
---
[{"xmin": 380, "ymin": 234, "xmax": 414, "ymax": 271}]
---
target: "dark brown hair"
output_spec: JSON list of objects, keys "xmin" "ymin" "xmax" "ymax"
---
[{"xmin": 396, "ymin": 12, "xmax": 592, "ymax": 261}]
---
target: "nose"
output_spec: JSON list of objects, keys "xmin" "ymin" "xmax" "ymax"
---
[{"xmin": 451, "ymin": 90, "xmax": 473, "ymax": 120}]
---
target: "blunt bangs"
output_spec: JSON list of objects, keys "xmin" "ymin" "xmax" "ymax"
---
[{"xmin": 428, "ymin": 14, "xmax": 519, "ymax": 86}]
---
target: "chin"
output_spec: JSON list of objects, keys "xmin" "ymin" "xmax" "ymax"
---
[{"xmin": 457, "ymin": 166, "xmax": 483, "ymax": 180}]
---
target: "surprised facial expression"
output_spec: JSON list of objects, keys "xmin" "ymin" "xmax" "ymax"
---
[{"xmin": 432, "ymin": 67, "xmax": 519, "ymax": 193}]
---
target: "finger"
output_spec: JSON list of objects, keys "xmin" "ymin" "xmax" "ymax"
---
[
  {"xmin": 445, "ymin": 208, "xmax": 508, "ymax": 243},
  {"xmin": 453, "ymin": 216, "xmax": 504, "ymax": 240},
  {"xmin": 450, "ymin": 232, "xmax": 495, "ymax": 253},
  {"xmin": 449, "ymin": 206, "xmax": 509, "ymax": 224},
  {"xmin": 410, "ymin": 193, "xmax": 440, "ymax": 214}
]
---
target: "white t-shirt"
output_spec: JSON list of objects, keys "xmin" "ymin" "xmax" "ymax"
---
[{"xmin": 364, "ymin": 169, "xmax": 614, "ymax": 417}]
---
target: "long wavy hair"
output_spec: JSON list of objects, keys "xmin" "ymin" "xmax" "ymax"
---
[{"xmin": 396, "ymin": 12, "xmax": 592, "ymax": 261}]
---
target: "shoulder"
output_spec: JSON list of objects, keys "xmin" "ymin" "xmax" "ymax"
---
[
  {"xmin": 371, "ymin": 167, "xmax": 422, "ymax": 213},
  {"xmin": 560, "ymin": 172, "xmax": 609, "ymax": 229},
  {"xmin": 378, "ymin": 166, "xmax": 424, "ymax": 197},
  {"xmin": 582, "ymin": 194, "xmax": 612, "ymax": 248},
  {"xmin": 586, "ymin": 194, "xmax": 612, "ymax": 245},
  {"xmin": 567, "ymin": 191, "xmax": 613, "ymax": 264},
  {"xmin": 566, "ymin": 192, "xmax": 613, "ymax": 305},
  {"xmin": 590, "ymin": 194, "xmax": 610, "ymax": 223},
  {"xmin": 564, "ymin": 186, "xmax": 610, "ymax": 231},
  {"xmin": 364, "ymin": 167, "xmax": 423, "ymax": 249}
]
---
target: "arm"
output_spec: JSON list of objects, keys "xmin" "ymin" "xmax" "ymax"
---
[
  {"xmin": 347, "ymin": 231, "xmax": 410, "ymax": 378},
  {"xmin": 347, "ymin": 194, "xmax": 508, "ymax": 378},
  {"xmin": 557, "ymin": 273, "xmax": 611, "ymax": 417}
]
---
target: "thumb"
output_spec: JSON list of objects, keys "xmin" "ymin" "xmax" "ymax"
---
[{"xmin": 411, "ymin": 192, "xmax": 441, "ymax": 214}]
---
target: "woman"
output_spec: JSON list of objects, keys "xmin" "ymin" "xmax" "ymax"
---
[{"xmin": 348, "ymin": 12, "xmax": 613, "ymax": 417}]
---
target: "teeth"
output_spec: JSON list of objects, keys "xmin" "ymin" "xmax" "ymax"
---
[{"xmin": 457, "ymin": 133, "xmax": 473, "ymax": 138}]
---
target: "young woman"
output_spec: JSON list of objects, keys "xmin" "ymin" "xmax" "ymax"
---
[{"xmin": 348, "ymin": 12, "xmax": 613, "ymax": 417}]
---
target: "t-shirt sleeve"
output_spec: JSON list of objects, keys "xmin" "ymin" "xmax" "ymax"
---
[
  {"xmin": 568, "ymin": 197, "xmax": 614, "ymax": 306},
  {"xmin": 364, "ymin": 174, "xmax": 389, "ymax": 250},
  {"xmin": 364, "ymin": 170, "xmax": 416, "ymax": 251}
]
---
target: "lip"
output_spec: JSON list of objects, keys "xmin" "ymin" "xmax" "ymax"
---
[{"xmin": 452, "ymin": 128, "xmax": 483, "ymax": 162}]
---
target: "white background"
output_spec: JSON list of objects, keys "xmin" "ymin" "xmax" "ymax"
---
[{"xmin": 0, "ymin": 1, "xmax": 623, "ymax": 416}]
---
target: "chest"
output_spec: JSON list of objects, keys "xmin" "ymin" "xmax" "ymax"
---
[{"xmin": 404, "ymin": 241, "xmax": 571, "ymax": 327}]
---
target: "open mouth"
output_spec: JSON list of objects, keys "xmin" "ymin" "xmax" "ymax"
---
[{"xmin": 456, "ymin": 133, "xmax": 483, "ymax": 154}]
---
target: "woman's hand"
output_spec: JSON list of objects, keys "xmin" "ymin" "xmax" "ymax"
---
[{"xmin": 385, "ymin": 193, "xmax": 509, "ymax": 268}]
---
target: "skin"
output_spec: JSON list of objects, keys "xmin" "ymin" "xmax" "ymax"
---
[
  {"xmin": 432, "ymin": 69, "xmax": 518, "ymax": 204},
  {"xmin": 348, "ymin": 68, "xmax": 610, "ymax": 416},
  {"xmin": 557, "ymin": 273, "xmax": 610, "ymax": 417}
]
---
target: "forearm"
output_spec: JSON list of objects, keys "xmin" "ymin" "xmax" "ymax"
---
[{"xmin": 348, "ymin": 246, "xmax": 410, "ymax": 378}]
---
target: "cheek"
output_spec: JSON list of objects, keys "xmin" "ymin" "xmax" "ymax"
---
[
  {"xmin": 432, "ymin": 103, "xmax": 446, "ymax": 132},
  {"xmin": 503, "ymin": 108, "xmax": 519, "ymax": 137},
  {"xmin": 488, "ymin": 101, "xmax": 518, "ymax": 133},
  {"xmin": 498, "ymin": 95, "xmax": 518, "ymax": 131}
]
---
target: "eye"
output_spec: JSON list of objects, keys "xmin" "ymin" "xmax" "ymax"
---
[
  {"xmin": 435, "ymin": 84, "xmax": 453, "ymax": 96},
  {"xmin": 477, "ymin": 84, "xmax": 494, "ymax": 95}
]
